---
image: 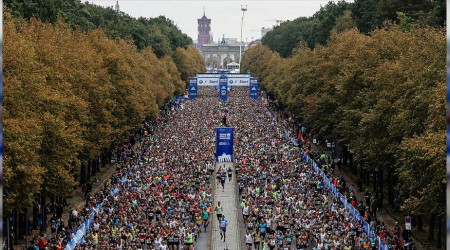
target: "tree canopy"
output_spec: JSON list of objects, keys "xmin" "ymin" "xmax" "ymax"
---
[
  {"xmin": 261, "ymin": 0, "xmax": 445, "ymax": 57},
  {"xmin": 3, "ymin": 9, "xmax": 204, "ymax": 213},
  {"xmin": 4, "ymin": 0, "xmax": 193, "ymax": 57},
  {"xmin": 243, "ymin": 24, "xmax": 445, "ymax": 219}
]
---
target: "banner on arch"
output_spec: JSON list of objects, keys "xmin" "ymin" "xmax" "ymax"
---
[
  {"xmin": 188, "ymin": 77, "xmax": 198, "ymax": 99},
  {"xmin": 249, "ymin": 77, "xmax": 258, "ymax": 99},
  {"xmin": 219, "ymin": 77, "xmax": 228, "ymax": 101}
]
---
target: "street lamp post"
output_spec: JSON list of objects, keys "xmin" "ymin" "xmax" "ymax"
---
[{"xmin": 239, "ymin": 5, "xmax": 247, "ymax": 72}]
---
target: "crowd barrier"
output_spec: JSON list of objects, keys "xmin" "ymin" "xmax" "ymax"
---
[
  {"xmin": 305, "ymin": 153, "xmax": 391, "ymax": 250},
  {"xmin": 64, "ymin": 186, "xmax": 120, "ymax": 250},
  {"xmin": 265, "ymin": 94, "xmax": 391, "ymax": 249}
]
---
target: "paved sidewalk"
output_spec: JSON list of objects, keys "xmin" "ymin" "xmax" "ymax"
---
[{"xmin": 211, "ymin": 162, "xmax": 241, "ymax": 250}]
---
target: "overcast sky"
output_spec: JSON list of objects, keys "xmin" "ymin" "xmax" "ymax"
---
[{"xmin": 89, "ymin": 0, "xmax": 349, "ymax": 42}]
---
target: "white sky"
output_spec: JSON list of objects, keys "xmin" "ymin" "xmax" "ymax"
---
[{"xmin": 88, "ymin": 0, "xmax": 350, "ymax": 42}]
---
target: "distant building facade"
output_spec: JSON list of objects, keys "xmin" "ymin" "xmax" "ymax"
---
[
  {"xmin": 195, "ymin": 11, "xmax": 248, "ymax": 69},
  {"xmin": 114, "ymin": 0, "xmax": 120, "ymax": 11},
  {"xmin": 202, "ymin": 35, "xmax": 247, "ymax": 69}
]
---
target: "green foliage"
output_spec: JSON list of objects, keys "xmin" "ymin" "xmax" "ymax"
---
[
  {"xmin": 262, "ymin": 0, "xmax": 445, "ymax": 57},
  {"xmin": 3, "ymin": 10, "xmax": 204, "ymax": 213},
  {"xmin": 242, "ymin": 24, "xmax": 445, "ymax": 218},
  {"xmin": 351, "ymin": 0, "xmax": 382, "ymax": 34},
  {"xmin": 262, "ymin": 1, "xmax": 352, "ymax": 57},
  {"xmin": 397, "ymin": 11, "xmax": 414, "ymax": 31},
  {"xmin": 4, "ymin": 0, "xmax": 192, "ymax": 57}
]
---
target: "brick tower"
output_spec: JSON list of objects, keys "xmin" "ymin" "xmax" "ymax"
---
[{"xmin": 197, "ymin": 9, "xmax": 211, "ymax": 50}]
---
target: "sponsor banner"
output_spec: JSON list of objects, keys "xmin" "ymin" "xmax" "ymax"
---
[
  {"xmin": 249, "ymin": 77, "xmax": 258, "ymax": 99},
  {"xmin": 228, "ymin": 77, "xmax": 250, "ymax": 86},
  {"xmin": 188, "ymin": 77, "xmax": 198, "ymax": 100},
  {"xmin": 197, "ymin": 73, "xmax": 250, "ymax": 78},
  {"xmin": 197, "ymin": 77, "xmax": 220, "ymax": 86},
  {"xmin": 198, "ymin": 77, "xmax": 250, "ymax": 86},
  {"xmin": 219, "ymin": 77, "xmax": 228, "ymax": 101},
  {"xmin": 216, "ymin": 127, "xmax": 234, "ymax": 162}
]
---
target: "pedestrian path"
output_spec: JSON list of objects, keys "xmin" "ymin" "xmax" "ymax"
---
[{"xmin": 211, "ymin": 162, "xmax": 241, "ymax": 250}]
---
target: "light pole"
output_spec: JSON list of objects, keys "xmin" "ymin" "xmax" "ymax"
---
[{"xmin": 239, "ymin": 5, "xmax": 247, "ymax": 72}]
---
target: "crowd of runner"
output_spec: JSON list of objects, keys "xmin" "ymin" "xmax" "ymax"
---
[
  {"xmin": 30, "ymin": 86, "xmax": 412, "ymax": 250},
  {"xmin": 226, "ymin": 87, "xmax": 406, "ymax": 249},
  {"xmin": 29, "ymin": 88, "xmax": 221, "ymax": 250}
]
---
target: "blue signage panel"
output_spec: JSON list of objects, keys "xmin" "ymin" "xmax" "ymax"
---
[
  {"xmin": 216, "ymin": 127, "xmax": 234, "ymax": 163},
  {"xmin": 249, "ymin": 77, "xmax": 259, "ymax": 99},
  {"xmin": 219, "ymin": 77, "xmax": 228, "ymax": 101},
  {"xmin": 188, "ymin": 77, "xmax": 197, "ymax": 99}
]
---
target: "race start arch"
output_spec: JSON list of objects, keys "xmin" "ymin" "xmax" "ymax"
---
[{"xmin": 189, "ymin": 73, "xmax": 259, "ymax": 100}]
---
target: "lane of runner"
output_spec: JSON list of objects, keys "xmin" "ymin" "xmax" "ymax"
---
[
  {"xmin": 74, "ymin": 88, "xmax": 222, "ymax": 249},
  {"xmin": 227, "ymin": 87, "xmax": 383, "ymax": 249}
]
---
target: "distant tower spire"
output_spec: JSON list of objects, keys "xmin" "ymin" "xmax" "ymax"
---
[
  {"xmin": 115, "ymin": 0, "xmax": 120, "ymax": 12},
  {"xmin": 202, "ymin": 7, "xmax": 207, "ymax": 19}
]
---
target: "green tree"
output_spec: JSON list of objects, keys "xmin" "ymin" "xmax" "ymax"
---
[{"xmin": 351, "ymin": 0, "xmax": 382, "ymax": 34}]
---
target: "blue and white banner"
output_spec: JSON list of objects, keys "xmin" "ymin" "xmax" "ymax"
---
[
  {"xmin": 216, "ymin": 127, "xmax": 234, "ymax": 162},
  {"xmin": 249, "ymin": 77, "xmax": 259, "ymax": 99},
  {"xmin": 198, "ymin": 73, "xmax": 250, "ymax": 78},
  {"xmin": 198, "ymin": 77, "xmax": 219, "ymax": 86},
  {"xmin": 228, "ymin": 78, "xmax": 250, "ymax": 86},
  {"xmin": 219, "ymin": 77, "xmax": 228, "ymax": 101},
  {"xmin": 197, "ymin": 74, "xmax": 250, "ymax": 86},
  {"xmin": 188, "ymin": 77, "xmax": 198, "ymax": 99}
]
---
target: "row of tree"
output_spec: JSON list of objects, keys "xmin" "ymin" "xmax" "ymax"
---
[
  {"xmin": 262, "ymin": 0, "xmax": 445, "ymax": 57},
  {"xmin": 242, "ymin": 23, "xmax": 445, "ymax": 245},
  {"xmin": 3, "ymin": 10, "xmax": 205, "ymax": 215},
  {"xmin": 4, "ymin": 0, "xmax": 193, "ymax": 57}
]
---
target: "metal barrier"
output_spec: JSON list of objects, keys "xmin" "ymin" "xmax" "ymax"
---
[{"xmin": 305, "ymin": 154, "xmax": 390, "ymax": 250}]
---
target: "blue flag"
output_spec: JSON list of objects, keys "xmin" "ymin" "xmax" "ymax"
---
[
  {"xmin": 249, "ymin": 77, "xmax": 258, "ymax": 99},
  {"xmin": 216, "ymin": 128, "xmax": 234, "ymax": 162},
  {"xmin": 219, "ymin": 77, "xmax": 228, "ymax": 101},
  {"xmin": 189, "ymin": 77, "xmax": 197, "ymax": 99}
]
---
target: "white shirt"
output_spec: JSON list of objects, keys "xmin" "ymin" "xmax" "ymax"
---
[
  {"xmin": 245, "ymin": 234, "xmax": 253, "ymax": 243},
  {"xmin": 243, "ymin": 206, "xmax": 249, "ymax": 215}
]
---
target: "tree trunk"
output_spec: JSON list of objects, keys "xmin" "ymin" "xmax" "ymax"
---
[
  {"xmin": 33, "ymin": 201, "xmax": 38, "ymax": 229},
  {"xmin": 343, "ymin": 145, "xmax": 348, "ymax": 167},
  {"xmin": 80, "ymin": 160, "xmax": 86, "ymax": 185},
  {"xmin": 373, "ymin": 169, "xmax": 377, "ymax": 194},
  {"xmin": 379, "ymin": 168, "xmax": 384, "ymax": 209},
  {"xmin": 13, "ymin": 210, "xmax": 19, "ymax": 244},
  {"xmin": 87, "ymin": 160, "xmax": 92, "ymax": 180},
  {"xmin": 19, "ymin": 212, "xmax": 26, "ymax": 239},
  {"xmin": 40, "ymin": 193, "xmax": 46, "ymax": 232},
  {"xmin": 92, "ymin": 159, "xmax": 97, "ymax": 176},
  {"xmin": 107, "ymin": 149, "xmax": 112, "ymax": 164},
  {"xmin": 417, "ymin": 216, "xmax": 423, "ymax": 231},
  {"xmin": 349, "ymin": 153, "xmax": 355, "ymax": 174},
  {"xmin": 101, "ymin": 151, "xmax": 106, "ymax": 168},
  {"xmin": 428, "ymin": 215, "xmax": 435, "ymax": 241},
  {"xmin": 437, "ymin": 216, "xmax": 442, "ymax": 249},
  {"xmin": 387, "ymin": 168, "xmax": 394, "ymax": 206}
]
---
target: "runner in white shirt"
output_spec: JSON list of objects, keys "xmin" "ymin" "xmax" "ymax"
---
[{"xmin": 245, "ymin": 230, "xmax": 253, "ymax": 250}]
